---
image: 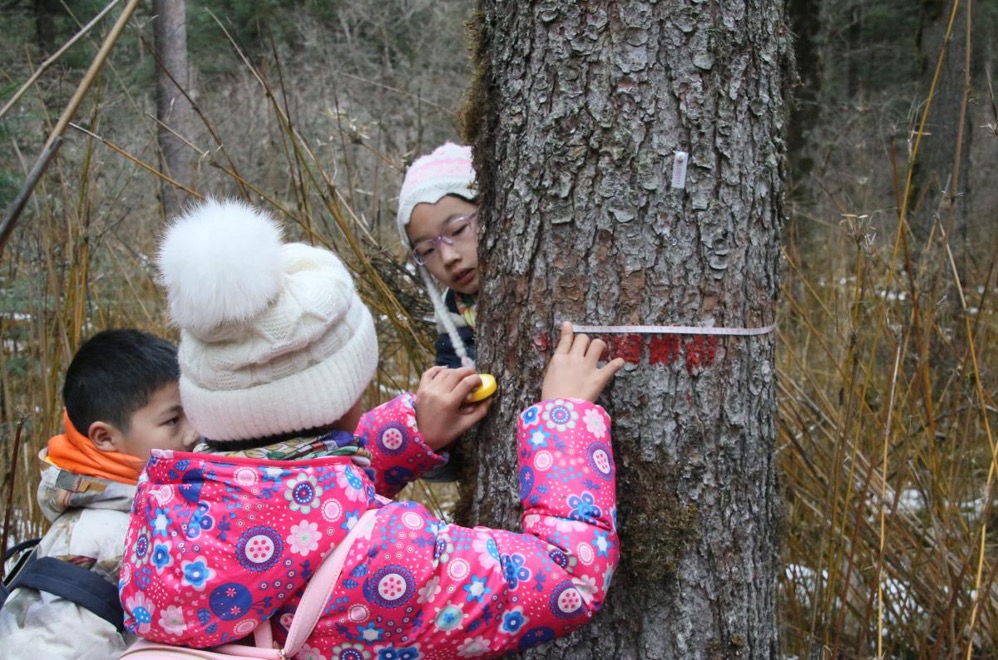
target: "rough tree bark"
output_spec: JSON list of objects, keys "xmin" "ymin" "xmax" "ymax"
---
[
  {"xmin": 462, "ymin": 1, "xmax": 789, "ymax": 658},
  {"xmin": 153, "ymin": 0, "xmax": 194, "ymax": 218}
]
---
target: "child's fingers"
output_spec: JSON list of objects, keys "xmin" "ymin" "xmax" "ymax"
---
[
  {"xmin": 554, "ymin": 321, "xmax": 575, "ymax": 354},
  {"xmin": 591, "ymin": 357, "xmax": 626, "ymax": 394},
  {"xmin": 603, "ymin": 356, "xmax": 626, "ymax": 377},
  {"xmin": 454, "ymin": 373, "xmax": 484, "ymax": 399},
  {"xmin": 420, "ymin": 366, "xmax": 445, "ymax": 387},
  {"xmin": 469, "ymin": 398, "xmax": 492, "ymax": 422},
  {"xmin": 569, "ymin": 330, "xmax": 591, "ymax": 357},
  {"xmin": 424, "ymin": 366, "xmax": 445, "ymax": 378},
  {"xmin": 459, "ymin": 397, "xmax": 493, "ymax": 419},
  {"xmin": 431, "ymin": 366, "xmax": 476, "ymax": 388},
  {"xmin": 586, "ymin": 337, "xmax": 609, "ymax": 364}
]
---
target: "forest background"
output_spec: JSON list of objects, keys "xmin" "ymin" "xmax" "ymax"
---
[{"xmin": 1, "ymin": 0, "xmax": 998, "ymax": 657}]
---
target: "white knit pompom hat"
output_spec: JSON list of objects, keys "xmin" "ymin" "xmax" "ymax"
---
[
  {"xmin": 157, "ymin": 198, "xmax": 378, "ymax": 441},
  {"xmin": 396, "ymin": 142, "xmax": 477, "ymax": 247}
]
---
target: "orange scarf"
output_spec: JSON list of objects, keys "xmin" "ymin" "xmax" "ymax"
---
[{"xmin": 45, "ymin": 410, "xmax": 144, "ymax": 485}]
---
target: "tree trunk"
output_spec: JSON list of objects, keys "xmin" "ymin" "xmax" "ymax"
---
[
  {"xmin": 153, "ymin": 0, "xmax": 194, "ymax": 218},
  {"xmin": 787, "ymin": 0, "xmax": 822, "ymax": 203},
  {"xmin": 33, "ymin": 0, "xmax": 59, "ymax": 55},
  {"xmin": 911, "ymin": 0, "xmax": 973, "ymax": 245},
  {"xmin": 846, "ymin": 1, "xmax": 863, "ymax": 100},
  {"xmin": 462, "ymin": 1, "xmax": 788, "ymax": 658}
]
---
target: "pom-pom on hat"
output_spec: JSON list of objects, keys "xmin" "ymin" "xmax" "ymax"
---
[
  {"xmin": 157, "ymin": 198, "xmax": 378, "ymax": 441},
  {"xmin": 396, "ymin": 142, "xmax": 476, "ymax": 246}
]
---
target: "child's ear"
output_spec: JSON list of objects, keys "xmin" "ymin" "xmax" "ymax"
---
[{"xmin": 89, "ymin": 421, "xmax": 121, "ymax": 453}]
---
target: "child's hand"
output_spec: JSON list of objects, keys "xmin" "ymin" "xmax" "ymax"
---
[
  {"xmin": 415, "ymin": 366, "xmax": 493, "ymax": 451},
  {"xmin": 541, "ymin": 322, "xmax": 625, "ymax": 402}
]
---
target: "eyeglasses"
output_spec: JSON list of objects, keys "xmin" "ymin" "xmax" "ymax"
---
[{"xmin": 410, "ymin": 211, "xmax": 479, "ymax": 266}]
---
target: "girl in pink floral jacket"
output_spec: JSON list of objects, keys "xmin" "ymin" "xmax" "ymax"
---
[{"xmin": 119, "ymin": 198, "xmax": 624, "ymax": 659}]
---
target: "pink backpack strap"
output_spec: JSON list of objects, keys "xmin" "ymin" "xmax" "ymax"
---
[{"xmin": 282, "ymin": 509, "xmax": 378, "ymax": 657}]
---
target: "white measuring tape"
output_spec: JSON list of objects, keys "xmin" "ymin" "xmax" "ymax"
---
[{"xmin": 571, "ymin": 322, "xmax": 777, "ymax": 336}]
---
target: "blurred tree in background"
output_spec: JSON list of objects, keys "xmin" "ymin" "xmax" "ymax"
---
[{"xmin": 153, "ymin": 0, "xmax": 194, "ymax": 217}]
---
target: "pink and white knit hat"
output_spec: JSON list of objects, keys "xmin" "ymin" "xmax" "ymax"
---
[
  {"xmin": 396, "ymin": 142, "xmax": 477, "ymax": 246},
  {"xmin": 396, "ymin": 143, "xmax": 478, "ymax": 368}
]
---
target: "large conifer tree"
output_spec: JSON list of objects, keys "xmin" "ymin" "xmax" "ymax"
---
[{"xmin": 463, "ymin": 2, "xmax": 790, "ymax": 657}]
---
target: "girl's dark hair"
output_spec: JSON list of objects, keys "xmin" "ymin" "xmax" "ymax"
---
[{"xmin": 63, "ymin": 329, "xmax": 180, "ymax": 434}]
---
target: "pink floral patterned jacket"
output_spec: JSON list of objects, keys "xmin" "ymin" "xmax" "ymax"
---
[{"xmin": 119, "ymin": 393, "xmax": 619, "ymax": 659}]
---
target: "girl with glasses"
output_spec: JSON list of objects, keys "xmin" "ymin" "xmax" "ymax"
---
[{"xmin": 397, "ymin": 142, "xmax": 480, "ymax": 370}]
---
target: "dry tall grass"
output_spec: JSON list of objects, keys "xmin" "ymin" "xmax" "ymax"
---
[{"xmin": 778, "ymin": 70, "xmax": 998, "ymax": 658}]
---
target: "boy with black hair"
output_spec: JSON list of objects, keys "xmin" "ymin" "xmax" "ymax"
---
[{"xmin": 0, "ymin": 329, "xmax": 199, "ymax": 660}]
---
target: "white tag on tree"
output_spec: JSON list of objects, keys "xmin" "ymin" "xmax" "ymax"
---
[{"xmin": 671, "ymin": 151, "xmax": 689, "ymax": 189}]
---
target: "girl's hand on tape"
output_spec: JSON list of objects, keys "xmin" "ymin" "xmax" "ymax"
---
[
  {"xmin": 415, "ymin": 366, "xmax": 492, "ymax": 451},
  {"xmin": 542, "ymin": 321, "xmax": 625, "ymax": 402}
]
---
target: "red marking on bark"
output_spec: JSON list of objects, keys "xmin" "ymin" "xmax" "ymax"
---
[
  {"xmin": 533, "ymin": 331, "xmax": 551, "ymax": 353},
  {"xmin": 607, "ymin": 334, "xmax": 642, "ymax": 365},
  {"xmin": 649, "ymin": 334, "xmax": 681, "ymax": 366},
  {"xmin": 684, "ymin": 335, "xmax": 717, "ymax": 376}
]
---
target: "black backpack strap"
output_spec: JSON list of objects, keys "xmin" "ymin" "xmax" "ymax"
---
[
  {"xmin": 4, "ymin": 538, "xmax": 42, "ymax": 563},
  {"xmin": 2, "ymin": 538, "xmax": 42, "ymax": 603},
  {"xmin": 6, "ymin": 553, "xmax": 124, "ymax": 631}
]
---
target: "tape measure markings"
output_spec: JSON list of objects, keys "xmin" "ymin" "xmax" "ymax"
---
[{"xmin": 570, "ymin": 323, "xmax": 777, "ymax": 337}]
